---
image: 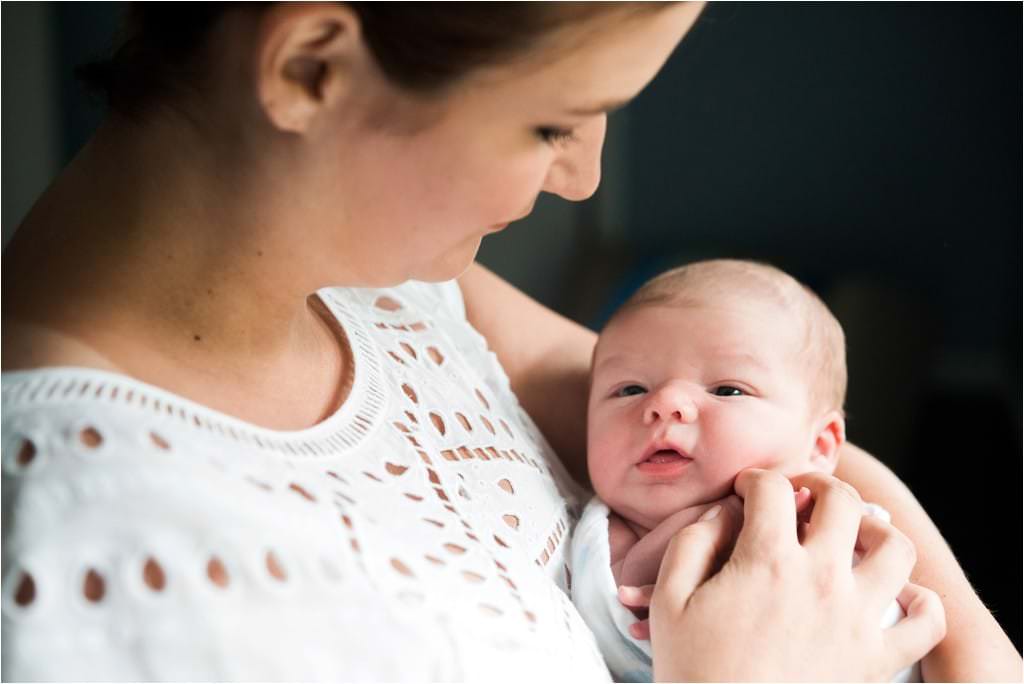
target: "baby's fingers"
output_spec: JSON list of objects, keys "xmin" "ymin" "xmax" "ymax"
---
[
  {"xmin": 653, "ymin": 497, "xmax": 743, "ymax": 613},
  {"xmin": 618, "ymin": 584, "xmax": 654, "ymax": 609},
  {"xmin": 629, "ymin": 618, "xmax": 651, "ymax": 641}
]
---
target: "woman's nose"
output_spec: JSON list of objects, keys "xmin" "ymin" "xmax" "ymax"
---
[
  {"xmin": 642, "ymin": 387, "xmax": 698, "ymax": 425},
  {"xmin": 541, "ymin": 115, "xmax": 606, "ymax": 201}
]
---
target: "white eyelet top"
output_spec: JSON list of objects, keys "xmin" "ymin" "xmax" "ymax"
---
[{"xmin": 1, "ymin": 280, "xmax": 610, "ymax": 682}]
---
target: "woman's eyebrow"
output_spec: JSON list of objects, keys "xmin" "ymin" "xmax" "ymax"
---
[{"xmin": 566, "ymin": 97, "xmax": 631, "ymax": 116}]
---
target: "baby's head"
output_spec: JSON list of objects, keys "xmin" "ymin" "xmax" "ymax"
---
[{"xmin": 587, "ymin": 259, "xmax": 847, "ymax": 530}]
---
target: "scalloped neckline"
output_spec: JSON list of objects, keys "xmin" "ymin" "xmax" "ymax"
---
[{"xmin": 1, "ymin": 289, "xmax": 388, "ymax": 457}]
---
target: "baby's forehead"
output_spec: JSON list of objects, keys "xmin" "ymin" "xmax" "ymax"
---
[
  {"xmin": 602, "ymin": 291, "xmax": 805, "ymax": 340},
  {"xmin": 593, "ymin": 296, "xmax": 814, "ymax": 374}
]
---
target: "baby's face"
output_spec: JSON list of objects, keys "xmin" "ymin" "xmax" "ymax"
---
[{"xmin": 588, "ymin": 296, "xmax": 830, "ymax": 530}]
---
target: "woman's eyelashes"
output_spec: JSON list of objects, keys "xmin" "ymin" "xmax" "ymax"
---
[{"xmin": 535, "ymin": 125, "xmax": 577, "ymax": 145}]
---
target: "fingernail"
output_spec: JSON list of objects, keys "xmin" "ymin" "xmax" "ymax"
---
[{"xmin": 699, "ymin": 504, "xmax": 722, "ymax": 522}]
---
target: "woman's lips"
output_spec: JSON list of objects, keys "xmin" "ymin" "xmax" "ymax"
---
[{"xmin": 636, "ymin": 449, "xmax": 693, "ymax": 477}]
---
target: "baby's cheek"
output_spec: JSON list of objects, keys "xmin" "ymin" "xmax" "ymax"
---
[
  {"xmin": 704, "ymin": 418, "xmax": 783, "ymax": 480},
  {"xmin": 585, "ymin": 439, "xmax": 620, "ymax": 499},
  {"xmin": 699, "ymin": 457, "xmax": 748, "ymax": 498}
]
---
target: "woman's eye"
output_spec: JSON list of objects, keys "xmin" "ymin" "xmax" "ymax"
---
[
  {"xmin": 614, "ymin": 385, "xmax": 647, "ymax": 398},
  {"xmin": 536, "ymin": 126, "xmax": 577, "ymax": 145},
  {"xmin": 712, "ymin": 385, "xmax": 744, "ymax": 397}
]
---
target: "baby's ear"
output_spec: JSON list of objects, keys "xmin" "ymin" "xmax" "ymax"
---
[{"xmin": 809, "ymin": 410, "xmax": 846, "ymax": 475}]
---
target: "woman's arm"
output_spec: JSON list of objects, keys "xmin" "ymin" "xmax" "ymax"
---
[{"xmin": 836, "ymin": 444, "xmax": 1022, "ymax": 681}]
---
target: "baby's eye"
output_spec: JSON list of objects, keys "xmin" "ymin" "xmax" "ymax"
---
[
  {"xmin": 711, "ymin": 385, "xmax": 745, "ymax": 397},
  {"xmin": 615, "ymin": 385, "xmax": 647, "ymax": 398}
]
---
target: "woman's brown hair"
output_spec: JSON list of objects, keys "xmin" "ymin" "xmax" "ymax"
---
[{"xmin": 78, "ymin": 2, "xmax": 673, "ymax": 117}]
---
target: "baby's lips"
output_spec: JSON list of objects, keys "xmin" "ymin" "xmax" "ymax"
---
[
  {"xmin": 637, "ymin": 442, "xmax": 692, "ymax": 464},
  {"xmin": 645, "ymin": 451, "xmax": 691, "ymax": 465}
]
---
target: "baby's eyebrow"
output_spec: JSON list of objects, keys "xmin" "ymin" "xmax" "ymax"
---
[
  {"xmin": 713, "ymin": 351, "xmax": 770, "ymax": 371},
  {"xmin": 593, "ymin": 353, "xmax": 635, "ymax": 373}
]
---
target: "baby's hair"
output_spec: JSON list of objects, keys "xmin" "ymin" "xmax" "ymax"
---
[{"xmin": 604, "ymin": 259, "xmax": 847, "ymax": 414}]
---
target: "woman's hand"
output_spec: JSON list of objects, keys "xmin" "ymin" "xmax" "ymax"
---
[{"xmin": 649, "ymin": 469, "xmax": 946, "ymax": 682}]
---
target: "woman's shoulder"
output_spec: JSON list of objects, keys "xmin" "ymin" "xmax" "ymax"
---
[{"xmin": 1, "ymin": 318, "xmax": 124, "ymax": 373}]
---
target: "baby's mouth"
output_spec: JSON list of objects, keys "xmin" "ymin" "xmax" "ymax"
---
[
  {"xmin": 643, "ymin": 449, "xmax": 692, "ymax": 464},
  {"xmin": 636, "ymin": 448, "xmax": 694, "ymax": 477}
]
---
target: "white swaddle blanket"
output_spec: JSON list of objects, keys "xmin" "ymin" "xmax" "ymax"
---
[{"xmin": 569, "ymin": 496, "xmax": 920, "ymax": 683}]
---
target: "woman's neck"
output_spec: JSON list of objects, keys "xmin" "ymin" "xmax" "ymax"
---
[{"xmin": 2, "ymin": 115, "xmax": 354, "ymax": 429}]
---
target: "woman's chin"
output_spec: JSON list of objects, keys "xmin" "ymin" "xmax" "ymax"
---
[{"xmin": 414, "ymin": 240, "xmax": 482, "ymax": 283}]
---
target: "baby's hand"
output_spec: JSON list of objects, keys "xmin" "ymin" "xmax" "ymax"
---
[
  {"xmin": 793, "ymin": 485, "xmax": 812, "ymax": 513},
  {"xmin": 618, "ymin": 584, "xmax": 655, "ymax": 640}
]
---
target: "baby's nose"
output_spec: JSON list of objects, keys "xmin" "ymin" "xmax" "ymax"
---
[{"xmin": 642, "ymin": 388, "xmax": 697, "ymax": 425}]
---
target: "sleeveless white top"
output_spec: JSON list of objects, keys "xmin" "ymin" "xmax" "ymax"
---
[{"xmin": 1, "ymin": 280, "xmax": 611, "ymax": 681}]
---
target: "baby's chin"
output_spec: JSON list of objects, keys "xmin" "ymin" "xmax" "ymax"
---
[{"xmin": 618, "ymin": 495, "xmax": 717, "ymax": 531}]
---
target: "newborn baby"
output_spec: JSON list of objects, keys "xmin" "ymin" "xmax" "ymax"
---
[{"xmin": 570, "ymin": 259, "xmax": 917, "ymax": 682}]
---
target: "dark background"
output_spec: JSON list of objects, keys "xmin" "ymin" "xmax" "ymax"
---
[{"xmin": 3, "ymin": 2, "xmax": 1020, "ymax": 650}]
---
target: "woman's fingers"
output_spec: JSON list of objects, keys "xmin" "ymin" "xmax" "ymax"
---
[
  {"xmin": 855, "ymin": 514, "xmax": 918, "ymax": 612},
  {"xmin": 652, "ymin": 496, "xmax": 743, "ymax": 611},
  {"xmin": 790, "ymin": 471, "xmax": 864, "ymax": 558},
  {"xmin": 733, "ymin": 469, "xmax": 799, "ymax": 551},
  {"xmin": 649, "ymin": 469, "xmax": 946, "ymax": 681},
  {"xmin": 886, "ymin": 583, "xmax": 947, "ymax": 672}
]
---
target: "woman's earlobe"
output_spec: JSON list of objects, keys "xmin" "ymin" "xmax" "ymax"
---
[{"xmin": 256, "ymin": 5, "xmax": 360, "ymax": 134}]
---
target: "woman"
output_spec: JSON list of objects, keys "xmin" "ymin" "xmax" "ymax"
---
[{"xmin": 1, "ymin": 3, "xmax": 1015, "ymax": 680}]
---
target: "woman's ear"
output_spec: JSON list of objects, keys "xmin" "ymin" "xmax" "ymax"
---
[
  {"xmin": 256, "ymin": 3, "xmax": 363, "ymax": 134},
  {"xmin": 809, "ymin": 410, "xmax": 845, "ymax": 475}
]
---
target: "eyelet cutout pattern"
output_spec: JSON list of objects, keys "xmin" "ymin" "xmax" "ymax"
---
[
  {"xmin": 13, "ymin": 570, "xmax": 37, "ymax": 608},
  {"xmin": 289, "ymin": 483, "xmax": 317, "ymax": 502},
  {"xmin": 143, "ymin": 557, "xmax": 166, "ymax": 592},
  {"xmin": 79, "ymin": 426, "xmax": 103, "ymax": 449},
  {"xmin": 17, "ymin": 439, "xmax": 37, "ymax": 467},
  {"xmin": 374, "ymin": 296, "xmax": 403, "ymax": 312},
  {"xmin": 265, "ymin": 550, "xmax": 288, "ymax": 582},
  {"xmin": 82, "ymin": 568, "xmax": 106, "ymax": 603},
  {"xmin": 390, "ymin": 558, "xmax": 415, "ymax": 578},
  {"xmin": 206, "ymin": 556, "xmax": 231, "ymax": 589},
  {"xmin": 149, "ymin": 431, "xmax": 171, "ymax": 450},
  {"xmin": 3, "ymin": 433, "xmax": 45, "ymax": 475}
]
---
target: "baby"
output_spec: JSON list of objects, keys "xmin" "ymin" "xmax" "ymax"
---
[{"xmin": 570, "ymin": 259, "xmax": 917, "ymax": 682}]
